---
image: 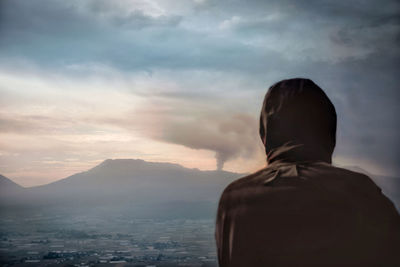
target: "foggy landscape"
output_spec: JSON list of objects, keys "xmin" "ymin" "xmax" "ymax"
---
[
  {"xmin": 0, "ymin": 159, "xmax": 241, "ymax": 266},
  {"xmin": 0, "ymin": 159, "xmax": 399, "ymax": 266}
]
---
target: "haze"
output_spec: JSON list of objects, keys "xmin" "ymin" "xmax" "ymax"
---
[{"xmin": 0, "ymin": 0, "xmax": 399, "ymax": 187}]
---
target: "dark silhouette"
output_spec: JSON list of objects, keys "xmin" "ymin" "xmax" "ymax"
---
[{"xmin": 215, "ymin": 78, "xmax": 400, "ymax": 266}]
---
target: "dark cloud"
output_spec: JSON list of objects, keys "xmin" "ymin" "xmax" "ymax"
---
[
  {"xmin": 199, "ymin": 0, "xmax": 399, "ymax": 23},
  {"xmin": 0, "ymin": 0, "xmax": 399, "ymax": 175}
]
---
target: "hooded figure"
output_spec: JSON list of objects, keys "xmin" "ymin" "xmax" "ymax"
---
[{"xmin": 215, "ymin": 78, "xmax": 400, "ymax": 266}]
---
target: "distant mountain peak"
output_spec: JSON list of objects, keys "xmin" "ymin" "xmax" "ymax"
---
[
  {"xmin": 0, "ymin": 174, "xmax": 24, "ymax": 194},
  {"xmin": 93, "ymin": 158, "xmax": 188, "ymax": 172},
  {"xmin": 101, "ymin": 158, "xmax": 144, "ymax": 164}
]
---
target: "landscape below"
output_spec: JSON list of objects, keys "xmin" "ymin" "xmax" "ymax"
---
[{"xmin": 0, "ymin": 159, "xmax": 399, "ymax": 266}]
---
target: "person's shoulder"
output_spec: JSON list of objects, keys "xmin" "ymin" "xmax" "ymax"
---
[
  {"xmin": 329, "ymin": 164, "xmax": 377, "ymax": 182},
  {"xmin": 217, "ymin": 168, "xmax": 267, "ymax": 209},
  {"xmin": 328, "ymin": 165, "xmax": 400, "ymax": 218},
  {"xmin": 310, "ymin": 162, "xmax": 382, "ymax": 194},
  {"xmin": 307, "ymin": 162, "xmax": 372, "ymax": 179},
  {"xmin": 220, "ymin": 167, "xmax": 268, "ymax": 197}
]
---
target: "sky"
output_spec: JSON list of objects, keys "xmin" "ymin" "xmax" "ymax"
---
[{"xmin": 0, "ymin": 0, "xmax": 399, "ymax": 187}]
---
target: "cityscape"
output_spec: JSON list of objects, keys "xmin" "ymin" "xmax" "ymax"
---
[
  {"xmin": 0, "ymin": 213, "xmax": 218, "ymax": 267},
  {"xmin": 0, "ymin": 159, "xmax": 237, "ymax": 267}
]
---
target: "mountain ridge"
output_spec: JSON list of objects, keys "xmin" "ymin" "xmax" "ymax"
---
[
  {"xmin": 1, "ymin": 159, "xmax": 398, "ymax": 216},
  {"xmin": 14, "ymin": 159, "xmax": 240, "ymax": 189},
  {"xmin": 0, "ymin": 159, "xmax": 243, "ymax": 218},
  {"xmin": 2, "ymin": 159, "xmax": 396, "ymax": 189},
  {"xmin": 0, "ymin": 174, "xmax": 24, "ymax": 193}
]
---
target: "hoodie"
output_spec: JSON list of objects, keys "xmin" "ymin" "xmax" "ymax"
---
[{"xmin": 215, "ymin": 78, "xmax": 400, "ymax": 267}]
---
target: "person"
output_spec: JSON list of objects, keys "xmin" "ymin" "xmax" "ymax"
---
[{"xmin": 215, "ymin": 78, "xmax": 400, "ymax": 266}]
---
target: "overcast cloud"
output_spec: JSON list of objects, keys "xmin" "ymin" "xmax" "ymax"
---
[{"xmin": 0, "ymin": 0, "xmax": 399, "ymax": 186}]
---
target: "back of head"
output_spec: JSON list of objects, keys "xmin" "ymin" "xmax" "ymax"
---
[{"xmin": 259, "ymin": 78, "xmax": 337, "ymax": 164}]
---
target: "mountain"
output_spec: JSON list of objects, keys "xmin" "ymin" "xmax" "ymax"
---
[
  {"xmin": 1, "ymin": 159, "xmax": 242, "ymax": 218},
  {"xmin": 0, "ymin": 174, "xmax": 24, "ymax": 199},
  {"xmin": 0, "ymin": 174, "xmax": 23, "ymax": 191},
  {"xmin": 0, "ymin": 174, "xmax": 24, "ymax": 208},
  {"xmin": 28, "ymin": 159, "xmax": 241, "ymax": 202},
  {"xmin": 1, "ymin": 160, "xmax": 399, "ymax": 218}
]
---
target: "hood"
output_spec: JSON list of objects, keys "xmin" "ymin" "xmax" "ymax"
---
[{"xmin": 259, "ymin": 78, "xmax": 337, "ymax": 164}]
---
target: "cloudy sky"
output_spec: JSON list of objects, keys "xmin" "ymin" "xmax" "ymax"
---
[{"xmin": 0, "ymin": 0, "xmax": 399, "ymax": 187}]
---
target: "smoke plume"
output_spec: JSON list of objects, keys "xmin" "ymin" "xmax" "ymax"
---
[{"xmin": 158, "ymin": 113, "xmax": 260, "ymax": 170}]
